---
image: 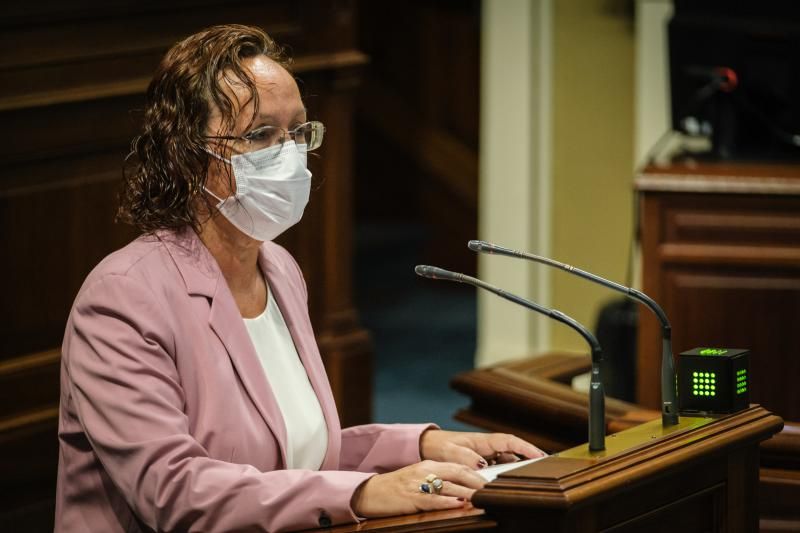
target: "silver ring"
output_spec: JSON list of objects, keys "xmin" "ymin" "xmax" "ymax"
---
[{"xmin": 419, "ymin": 474, "xmax": 443, "ymax": 495}]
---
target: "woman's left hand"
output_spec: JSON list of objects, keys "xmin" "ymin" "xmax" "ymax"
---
[{"xmin": 419, "ymin": 429, "xmax": 546, "ymax": 470}]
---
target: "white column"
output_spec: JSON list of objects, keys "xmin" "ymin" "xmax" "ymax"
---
[
  {"xmin": 477, "ymin": 0, "xmax": 553, "ymax": 366},
  {"xmin": 635, "ymin": 0, "xmax": 674, "ymax": 164}
]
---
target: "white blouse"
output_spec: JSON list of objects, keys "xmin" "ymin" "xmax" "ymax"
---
[{"xmin": 243, "ymin": 288, "xmax": 328, "ymax": 470}]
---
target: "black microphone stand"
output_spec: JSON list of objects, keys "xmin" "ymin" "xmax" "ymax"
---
[
  {"xmin": 415, "ymin": 265, "xmax": 606, "ymax": 452},
  {"xmin": 468, "ymin": 240, "xmax": 679, "ymax": 426}
]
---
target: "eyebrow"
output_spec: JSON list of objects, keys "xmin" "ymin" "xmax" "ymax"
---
[{"xmin": 255, "ymin": 108, "xmax": 308, "ymax": 124}]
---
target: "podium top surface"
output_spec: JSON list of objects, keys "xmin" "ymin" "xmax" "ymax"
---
[
  {"xmin": 475, "ymin": 405, "xmax": 783, "ymax": 510},
  {"xmin": 557, "ymin": 412, "xmax": 717, "ymax": 460},
  {"xmin": 308, "ymin": 407, "xmax": 783, "ymax": 532},
  {"xmin": 635, "ymin": 160, "xmax": 800, "ymax": 195}
]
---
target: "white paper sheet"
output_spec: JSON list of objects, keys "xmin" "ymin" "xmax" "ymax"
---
[{"xmin": 478, "ymin": 456, "xmax": 547, "ymax": 482}]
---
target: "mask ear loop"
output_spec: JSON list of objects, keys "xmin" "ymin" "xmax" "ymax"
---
[
  {"xmin": 203, "ymin": 146, "xmax": 231, "ymax": 164},
  {"xmin": 203, "ymin": 186, "xmax": 225, "ymax": 204},
  {"xmin": 202, "ymin": 147, "xmax": 231, "ymax": 204}
]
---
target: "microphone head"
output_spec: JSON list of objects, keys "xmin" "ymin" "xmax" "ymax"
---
[
  {"xmin": 415, "ymin": 265, "xmax": 435, "ymax": 278},
  {"xmin": 715, "ymin": 66, "xmax": 738, "ymax": 92},
  {"xmin": 468, "ymin": 240, "xmax": 485, "ymax": 252},
  {"xmin": 415, "ymin": 265, "xmax": 461, "ymax": 282}
]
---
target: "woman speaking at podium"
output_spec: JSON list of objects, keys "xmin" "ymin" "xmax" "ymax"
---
[{"xmin": 54, "ymin": 25, "xmax": 543, "ymax": 532}]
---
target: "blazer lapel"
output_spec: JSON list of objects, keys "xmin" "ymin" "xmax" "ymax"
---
[
  {"xmin": 158, "ymin": 229, "xmax": 289, "ymax": 467},
  {"xmin": 260, "ymin": 248, "xmax": 342, "ymax": 471},
  {"xmin": 207, "ymin": 277, "xmax": 289, "ymax": 467}
]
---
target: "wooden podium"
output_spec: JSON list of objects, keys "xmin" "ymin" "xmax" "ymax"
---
[
  {"xmin": 316, "ymin": 406, "xmax": 782, "ymax": 532},
  {"xmin": 474, "ymin": 406, "xmax": 782, "ymax": 532}
]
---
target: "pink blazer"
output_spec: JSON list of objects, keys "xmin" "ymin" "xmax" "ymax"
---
[{"xmin": 55, "ymin": 229, "xmax": 430, "ymax": 532}]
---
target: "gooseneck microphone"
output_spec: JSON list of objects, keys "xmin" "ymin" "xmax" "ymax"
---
[
  {"xmin": 468, "ymin": 240, "xmax": 679, "ymax": 427},
  {"xmin": 415, "ymin": 265, "xmax": 605, "ymax": 452}
]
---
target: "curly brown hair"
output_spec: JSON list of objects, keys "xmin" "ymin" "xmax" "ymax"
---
[{"xmin": 117, "ymin": 24, "xmax": 291, "ymax": 233}]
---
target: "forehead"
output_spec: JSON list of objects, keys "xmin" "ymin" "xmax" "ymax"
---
[
  {"xmin": 219, "ymin": 55, "xmax": 304, "ymax": 125},
  {"xmin": 244, "ymin": 55, "xmax": 298, "ymax": 99}
]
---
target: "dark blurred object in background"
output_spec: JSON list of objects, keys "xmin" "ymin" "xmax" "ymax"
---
[
  {"xmin": 669, "ymin": 0, "xmax": 800, "ymax": 160},
  {"xmin": 595, "ymin": 298, "xmax": 638, "ymax": 403},
  {"xmin": 355, "ymin": 0, "xmax": 480, "ymax": 276}
]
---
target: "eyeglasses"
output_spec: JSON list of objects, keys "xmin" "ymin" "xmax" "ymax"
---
[{"xmin": 205, "ymin": 120, "xmax": 325, "ymax": 153}]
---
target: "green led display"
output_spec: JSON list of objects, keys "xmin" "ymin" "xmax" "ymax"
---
[
  {"xmin": 699, "ymin": 348, "xmax": 728, "ymax": 356},
  {"xmin": 736, "ymin": 368, "xmax": 747, "ymax": 394},
  {"xmin": 680, "ymin": 348, "xmax": 750, "ymax": 414},
  {"xmin": 692, "ymin": 371, "xmax": 717, "ymax": 396},
  {"xmin": 737, "ymin": 371, "xmax": 747, "ymax": 393}
]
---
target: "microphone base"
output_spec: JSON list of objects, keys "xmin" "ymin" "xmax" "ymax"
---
[{"xmin": 662, "ymin": 412, "xmax": 680, "ymax": 426}]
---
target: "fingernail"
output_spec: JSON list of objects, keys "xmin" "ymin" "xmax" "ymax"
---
[
  {"xmin": 477, "ymin": 459, "xmax": 488, "ymax": 469},
  {"xmin": 457, "ymin": 497, "xmax": 465, "ymax": 502}
]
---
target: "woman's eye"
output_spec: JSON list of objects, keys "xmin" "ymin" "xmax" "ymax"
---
[
  {"xmin": 245, "ymin": 129, "xmax": 269, "ymax": 141},
  {"xmin": 245, "ymin": 127, "xmax": 281, "ymax": 144}
]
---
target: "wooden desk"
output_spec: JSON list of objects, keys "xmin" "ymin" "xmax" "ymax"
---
[
  {"xmin": 450, "ymin": 353, "xmax": 800, "ymax": 532},
  {"xmin": 307, "ymin": 406, "xmax": 782, "ymax": 532},
  {"xmin": 304, "ymin": 508, "xmax": 493, "ymax": 532},
  {"xmin": 475, "ymin": 406, "xmax": 782, "ymax": 532}
]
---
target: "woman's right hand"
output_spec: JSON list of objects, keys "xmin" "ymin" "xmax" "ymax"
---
[{"xmin": 351, "ymin": 460, "xmax": 487, "ymax": 518}]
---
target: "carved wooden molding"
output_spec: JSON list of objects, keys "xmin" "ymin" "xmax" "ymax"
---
[
  {"xmin": 635, "ymin": 162, "xmax": 800, "ymax": 195},
  {"xmin": 316, "ymin": 507, "xmax": 492, "ymax": 532},
  {"xmin": 0, "ymin": 50, "xmax": 368, "ymax": 114},
  {"xmin": 475, "ymin": 406, "xmax": 782, "ymax": 509}
]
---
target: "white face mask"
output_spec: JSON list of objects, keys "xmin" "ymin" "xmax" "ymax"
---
[{"xmin": 204, "ymin": 141, "xmax": 312, "ymax": 242}]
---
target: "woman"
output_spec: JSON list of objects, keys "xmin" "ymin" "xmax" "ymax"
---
[{"xmin": 55, "ymin": 24, "xmax": 544, "ymax": 532}]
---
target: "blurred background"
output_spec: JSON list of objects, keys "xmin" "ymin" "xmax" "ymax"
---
[
  {"xmin": 2, "ymin": 0, "xmax": 800, "ymax": 530},
  {"xmin": 355, "ymin": 0, "xmax": 639, "ymax": 426}
]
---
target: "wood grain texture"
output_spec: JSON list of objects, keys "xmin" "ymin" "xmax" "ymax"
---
[
  {"xmin": 354, "ymin": 0, "xmax": 479, "ymax": 275},
  {"xmin": 634, "ymin": 161, "xmax": 800, "ymax": 194},
  {"xmin": 472, "ymin": 406, "xmax": 782, "ymax": 533},
  {"xmin": 301, "ymin": 413, "xmax": 785, "ymax": 533},
  {"xmin": 301, "ymin": 507, "xmax": 494, "ymax": 532},
  {"xmin": 635, "ymin": 162, "xmax": 800, "ymax": 423}
]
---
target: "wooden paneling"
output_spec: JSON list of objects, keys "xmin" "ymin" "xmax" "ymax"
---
[
  {"xmin": 635, "ymin": 162, "xmax": 800, "ymax": 423},
  {"xmin": 662, "ymin": 268, "xmax": 800, "ymax": 418},
  {"xmin": 0, "ymin": 1, "xmax": 370, "ymax": 529},
  {"xmin": 313, "ymin": 507, "xmax": 494, "ymax": 532},
  {"xmin": 609, "ymin": 162, "xmax": 800, "ymax": 531},
  {"xmin": 0, "ymin": 151, "xmax": 136, "ymax": 358},
  {"xmin": 0, "ymin": 350, "xmax": 60, "ymax": 420},
  {"xmin": 355, "ymin": 0, "xmax": 480, "ymax": 275}
]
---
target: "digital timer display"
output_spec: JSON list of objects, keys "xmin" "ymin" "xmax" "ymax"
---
[{"xmin": 679, "ymin": 348, "xmax": 750, "ymax": 414}]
